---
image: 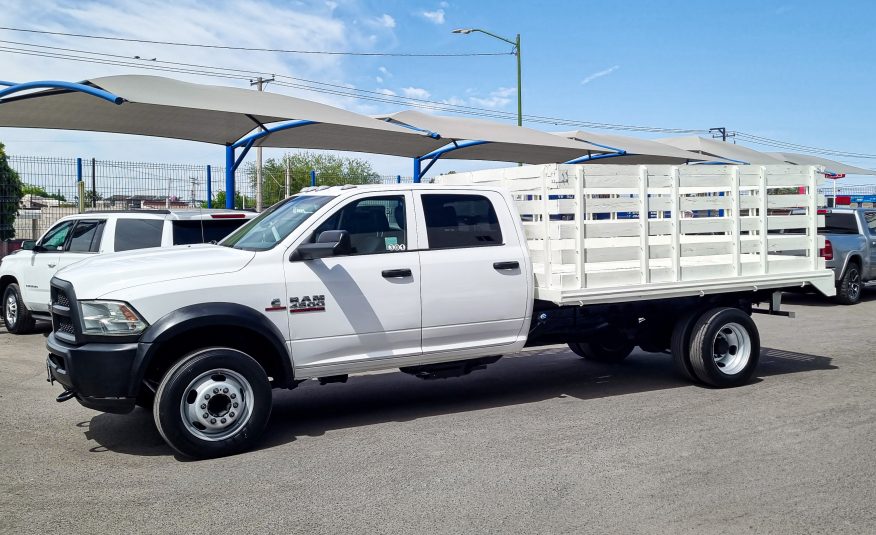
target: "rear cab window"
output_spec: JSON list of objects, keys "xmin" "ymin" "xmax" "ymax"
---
[
  {"xmin": 114, "ymin": 218, "xmax": 164, "ymax": 252},
  {"xmin": 172, "ymin": 220, "xmax": 249, "ymax": 245},
  {"xmin": 421, "ymin": 194, "xmax": 503, "ymax": 249},
  {"xmin": 820, "ymin": 213, "xmax": 860, "ymax": 235},
  {"xmin": 864, "ymin": 212, "xmax": 876, "ymax": 236}
]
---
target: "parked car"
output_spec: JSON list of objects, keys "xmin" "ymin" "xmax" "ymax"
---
[
  {"xmin": 1, "ymin": 209, "xmax": 255, "ymax": 333},
  {"xmin": 817, "ymin": 207, "xmax": 876, "ymax": 304},
  {"xmin": 44, "ymin": 164, "xmax": 833, "ymax": 458}
]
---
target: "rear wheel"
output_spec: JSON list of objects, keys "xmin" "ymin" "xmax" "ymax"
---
[
  {"xmin": 569, "ymin": 328, "xmax": 635, "ymax": 363},
  {"xmin": 3, "ymin": 283, "xmax": 36, "ymax": 334},
  {"xmin": 154, "ymin": 347, "xmax": 272, "ymax": 459},
  {"xmin": 688, "ymin": 307, "xmax": 760, "ymax": 388},
  {"xmin": 835, "ymin": 263, "xmax": 863, "ymax": 305},
  {"xmin": 670, "ymin": 310, "xmax": 701, "ymax": 382}
]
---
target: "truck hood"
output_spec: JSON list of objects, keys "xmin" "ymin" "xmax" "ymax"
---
[{"xmin": 54, "ymin": 244, "xmax": 256, "ymax": 299}]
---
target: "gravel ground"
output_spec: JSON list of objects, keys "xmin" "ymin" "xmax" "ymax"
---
[{"xmin": 1, "ymin": 291, "xmax": 874, "ymax": 534}]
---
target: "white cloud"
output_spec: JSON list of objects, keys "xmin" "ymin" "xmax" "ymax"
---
[
  {"xmin": 375, "ymin": 13, "xmax": 396, "ymax": 28},
  {"xmin": 375, "ymin": 76, "xmax": 384, "ymax": 83},
  {"xmin": 401, "ymin": 86, "xmax": 431, "ymax": 99},
  {"xmin": 378, "ymin": 66, "xmax": 391, "ymax": 76},
  {"xmin": 377, "ymin": 88, "xmax": 396, "ymax": 96},
  {"xmin": 422, "ymin": 9, "xmax": 445, "ymax": 24},
  {"xmin": 581, "ymin": 65, "xmax": 620, "ymax": 86},
  {"xmin": 468, "ymin": 87, "xmax": 515, "ymax": 108},
  {"xmin": 439, "ymin": 1, "xmax": 449, "ymax": 7},
  {"xmin": 442, "ymin": 96, "xmax": 467, "ymax": 106}
]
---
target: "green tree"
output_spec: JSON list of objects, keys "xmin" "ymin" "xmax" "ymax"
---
[
  {"xmin": 21, "ymin": 184, "xmax": 67, "ymax": 202},
  {"xmin": 0, "ymin": 142, "xmax": 23, "ymax": 240},
  {"xmin": 201, "ymin": 190, "xmax": 254, "ymax": 210},
  {"xmin": 253, "ymin": 152, "xmax": 381, "ymax": 207}
]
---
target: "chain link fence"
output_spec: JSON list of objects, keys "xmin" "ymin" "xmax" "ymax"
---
[{"xmin": 1, "ymin": 155, "xmax": 412, "ymax": 245}]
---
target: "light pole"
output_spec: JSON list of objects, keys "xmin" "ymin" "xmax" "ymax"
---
[{"xmin": 452, "ymin": 28, "xmax": 522, "ymax": 127}]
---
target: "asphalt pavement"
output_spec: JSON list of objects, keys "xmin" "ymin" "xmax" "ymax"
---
[{"xmin": 1, "ymin": 292, "xmax": 874, "ymax": 534}]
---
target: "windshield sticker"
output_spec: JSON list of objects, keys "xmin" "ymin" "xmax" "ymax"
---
[{"xmin": 385, "ymin": 237, "xmax": 406, "ymax": 251}]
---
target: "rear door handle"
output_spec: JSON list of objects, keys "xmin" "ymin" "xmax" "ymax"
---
[
  {"xmin": 47, "ymin": 264, "xmax": 57, "ymax": 268},
  {"xmin": 382, "ymin": 268, "xmax": 412, "ymax": 278},
  {"xmin": 493, "ymin": 261, "xmax": 519, "ymax": 270}
]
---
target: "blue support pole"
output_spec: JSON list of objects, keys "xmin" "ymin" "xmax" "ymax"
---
[
  {"xmin": 396, "ymin": 175, "xmax": 401, "ymax": 184},
  {"xmin": 76, "ymin": 157, "xmax": 82, "ymax": 183},
  {"xmin": 206, "ymin": 165, "xmax": 212, "ymax": 209},
  {"xmin": 225, "ymin": 145, "xmax": 235, "ymax": 209},
  {"xmin": 310, "ymin": 170, "xmax": 316, "ymax": 187},
  {"xmin": 413, "ymin": 158, "xmax": 422, "ymax": 183},
  {"xmin": 0, "ymin": 81, "xmax": 124, "ymax": 104}
]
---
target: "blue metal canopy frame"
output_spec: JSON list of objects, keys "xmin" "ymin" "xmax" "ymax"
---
[{"xmin": 0, "ymin": 80, "xmax": 124, "ymax": 105}]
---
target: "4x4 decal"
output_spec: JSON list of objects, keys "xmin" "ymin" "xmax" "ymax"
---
[{"xmin": 289, "ymin": 295, "xmax": 326, "ymax": 313}]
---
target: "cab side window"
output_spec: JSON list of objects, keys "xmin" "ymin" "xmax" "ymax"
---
[
  {"xmin": 421, "ymin": 194, "xmax": 503, "ymax": 249},
  {"xmin": 864, "ymin": 212, "xmax": 876, "ymax": 236},
  {"xmin": 114, "ymin": 219, "xmax": 164, "ymax": 252},
  {"xmin": 67, "ymin": 220, "xmax": 106, "ymax": 253},
  {"xmin": 38, "ymin": 221, "xmax": 74, "ymax": 251},
  {"xmin": 313, "ymin": 196, "xmax": 407, "ymax": 254}
]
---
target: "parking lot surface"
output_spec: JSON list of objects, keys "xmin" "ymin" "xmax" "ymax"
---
[{"xmin": 1, "ymin": 292, "xmax": 875, "ymax": 534}]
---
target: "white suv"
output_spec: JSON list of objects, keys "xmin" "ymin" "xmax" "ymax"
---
[{"xmin": 1, "ymin": 209, "xmax": 254, "ymax": 333}]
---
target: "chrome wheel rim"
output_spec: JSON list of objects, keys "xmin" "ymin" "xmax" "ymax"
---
[
  {"xmin": 848, "ymin": 268, "xmax": 861, "ymax": 300},
  {"xmin": 5, "ymin": 295, "xmax": 17, "ymax": 326},
  {"xmin": 180, "ymin": 369, "xmax": 254, "ymax": 441},
  {"xmin": 712, "ymin": 322, "xmax": 751, "ymax": 376}
]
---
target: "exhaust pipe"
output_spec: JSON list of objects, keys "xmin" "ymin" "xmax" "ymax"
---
[{"xmin": 56, "ymin": 390, "xmax": 76, "ymax": 403}]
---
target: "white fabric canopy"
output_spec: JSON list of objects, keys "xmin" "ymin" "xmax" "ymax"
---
[
  {"xmin": 378, "ymin": 110, "xmax": 612, "ymax": 163},
  {"xmin": 766, "ymin": 152, "xmax": 876, "ymax": 176},
  {"xmin": 0, "ymin": 75, "xmax": 444, "ymax": 157},
  {"xmin": 553, "ymin": 130, "xmax": 719, "ymax": 164},
  {"xmin": 655, "ymin": 136, "xmax": 787, "ymax": 164}
]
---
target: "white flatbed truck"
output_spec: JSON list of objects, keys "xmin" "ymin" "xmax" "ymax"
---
[{"xmin": 45, "ymin": 164, "xmax": 834, "ymax": 458}]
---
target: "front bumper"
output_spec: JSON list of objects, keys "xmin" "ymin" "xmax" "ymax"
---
[{"xmin": 46, "ymin": 332, "xmax": 140, "ymax": 414}]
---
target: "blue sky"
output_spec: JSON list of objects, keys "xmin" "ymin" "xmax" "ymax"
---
[{"xmin": 1, "ymin": 0, "xmax": 874, "ymax": 181}]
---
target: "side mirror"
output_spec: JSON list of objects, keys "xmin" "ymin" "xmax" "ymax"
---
[
  {"xmin": 290, "ymin": 230, "xmax": 352, "ymax": 261},
  {"xmin": 20, "ymin": 240, "xmax": 36, "ymax": 251}
]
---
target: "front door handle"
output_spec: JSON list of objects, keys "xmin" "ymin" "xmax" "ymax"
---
[
  {"xmin": 47, "ymin": 263, "xmax": 57, "ymax": 268},
  {"xmin": 493, "ymin": 261, "xmax": 520, "ymax": 270},
  {"xmin": 382, "ymin": 268, "xmax": 412, "ymax": 278}
]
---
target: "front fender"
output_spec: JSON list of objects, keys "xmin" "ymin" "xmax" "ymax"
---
[{"xmin": 130, "ymin": 302, "xmax": 294, "ymax": 392}]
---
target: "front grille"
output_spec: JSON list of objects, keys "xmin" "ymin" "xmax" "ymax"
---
[
  {"xmin": 56, "ymin": 317, "xmax": 75, "ymax": 335},
  {"xmin": 50, "ymin": 281, "xmax": 79, "ymax": 344},
  {"xmin": 55, "ymin": 292, "xmax": 70, "ymax": 308}
]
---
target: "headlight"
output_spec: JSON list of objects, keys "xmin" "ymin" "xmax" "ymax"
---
[{"xmin": 79, "ymin": 300, "xmax": 148, "ymax": 336}]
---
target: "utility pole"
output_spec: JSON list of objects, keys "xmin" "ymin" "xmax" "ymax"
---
[
  {"xmin": 250, "ymin": 76, "xmax": 275, "ymax": 211},
  {"xmin": 284, "ymin": 160, "xmax": 290, "ymax": 198},
  {"xmin": 710, "ymin": 127, "xmax": 728, "ymax": 142}
]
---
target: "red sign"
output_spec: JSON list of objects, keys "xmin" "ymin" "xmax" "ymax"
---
[{"xmin": 825, "ymin": 173, "xmax": 846, "ymax": 179}]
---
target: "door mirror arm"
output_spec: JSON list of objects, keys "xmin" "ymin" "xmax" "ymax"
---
[{"xmin": 290, "ymin": 230, "xmax": 352, "ymax": 261}]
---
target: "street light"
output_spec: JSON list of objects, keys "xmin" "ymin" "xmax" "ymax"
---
[{"xmin": 452, "ymin": 28, "xmax": 522, "ymax": 128}]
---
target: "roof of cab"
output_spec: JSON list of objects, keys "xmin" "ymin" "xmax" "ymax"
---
[{"xmin": 68, "ymin": 208, "xmax": 256, "ymax": 220}]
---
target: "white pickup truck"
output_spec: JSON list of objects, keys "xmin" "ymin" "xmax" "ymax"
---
[{"xmin": 45, "ymin": 164, "xmax": 834, "ymax": 458}]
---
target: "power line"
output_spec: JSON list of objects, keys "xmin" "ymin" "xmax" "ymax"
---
[
  {"xmin": 0, "ymin": 26, "xmax": 512, "ymax": 57},
  {"xmin": 734, "ymin": 132, "xmax": 876, "ymax": 160},
  {"xmin": 0, "ymin": 42, "xmax": 706, "ymax": 134}
]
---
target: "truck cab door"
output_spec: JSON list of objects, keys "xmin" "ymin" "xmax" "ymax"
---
[
  {"xmin": 416, "ymin": 191, "xmax": 529, "ymax": 354},
  {"xmin": 863, "ymin": 211, "xmax": 876, "ymax": 278},
  {"xmin": 284, "ymin": 192, "xmax": 422, "ymax": 371},
  {"xmin": 22, "ymin": 220, "xmax": 74, "ymax": 312}
]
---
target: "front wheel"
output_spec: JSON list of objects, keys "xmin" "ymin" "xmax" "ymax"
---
[
  {"xmin": 3, "ymin": 283, "xmax": 36, "ymax": 334},
  {"xmin": 688, "ymin": 308, "xmax": 760, "ymax": 388},
  {"xmin": 154, "ymin": 348, "xmax": 273, "ymax": 459}
]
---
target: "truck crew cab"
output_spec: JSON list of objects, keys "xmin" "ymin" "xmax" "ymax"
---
[{"xmin": 45, "ymin": 165, "xmax": 834, "ymax": 458}]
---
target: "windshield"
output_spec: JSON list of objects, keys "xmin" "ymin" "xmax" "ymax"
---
[{"xmin": 220, "ymin": 195, "xmax": 334, "ymax": 250}]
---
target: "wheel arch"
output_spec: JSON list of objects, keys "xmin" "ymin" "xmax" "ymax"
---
[
  {"xmin": 0, "ymin": 274, "xmax": 18, "ymax": 298},
  {"xmin": 131, "ymin": 302, "xmax": 294, "ymax": 396}
]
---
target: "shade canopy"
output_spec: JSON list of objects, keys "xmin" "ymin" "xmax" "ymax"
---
[
  {"xmin": 553, "ymin": 130, "xmax": 719, "ymax": 164},
  {"xmin": 379, "ymin": 110, "xmax": 611, "ymax": 163},
  {"xmin": 766, "ymin": 152, "xmax": 876, "ymax": 176},
  {"xmin": 655, "ymin": 136, "xmax": 787, "ymax": 165},
  {"xmin": 0, "ymin": 75, "xmax": 443, "ymax": 157}
]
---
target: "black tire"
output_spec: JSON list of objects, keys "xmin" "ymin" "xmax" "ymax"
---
[
  {"xmin": 688, "ymin": 307, "xmax": 760, "ymax": 388},
  {"xmin": 154, "ymin": 347, "xmax": 272, "ymax": 459},
  {"xmin": 569, "ymin": 329, "xmax": 635, "ymax": 363},
  {"xmin": 3, "ymin": 283, "xmax": 36, "ymax": 334},
  {"xmin": 670, "ymin": 309, "xmax": 701, "ymax": 382},
  {"xmin": 835, "ymin": 262, "xmax": 863, "ymax": 305}
]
